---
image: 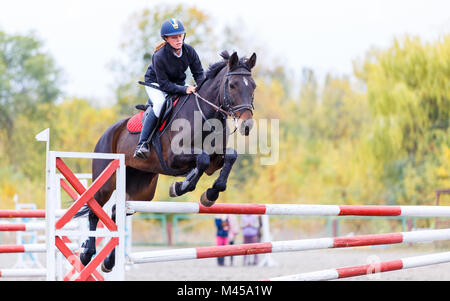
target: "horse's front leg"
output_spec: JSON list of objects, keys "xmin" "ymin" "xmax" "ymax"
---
[
  {"xmin": 201, "ymin": 148, "xmax": 238, "ymax": 207},
  {"xmin": 169, "ymin": 150, "xmax": 210, "ymax": 197}
]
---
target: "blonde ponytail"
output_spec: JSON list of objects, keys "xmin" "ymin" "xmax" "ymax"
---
[{"xmin": 155, "ymin": 41, "xmax": 167, "ymax": 52}]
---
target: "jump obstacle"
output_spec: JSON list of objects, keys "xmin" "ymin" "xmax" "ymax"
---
[
  {"xmin": 127, "ymin": 200, "xmax": 450, "ymax": 217},
  {"xmin": 4, "ymin": 151, "xmax": 450, "ymax": 280},
  {"xmin": 0, "ymin": 150, "xmax": 127, "ymax": 280},
  {"xmin": 2, "ymin": 129, "xmax": 450, "ymax": 280}
]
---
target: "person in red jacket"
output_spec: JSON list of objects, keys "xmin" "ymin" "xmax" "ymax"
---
[{"xmin": 214, "ymin": 214, "xmax": 229, "ymax": 266}]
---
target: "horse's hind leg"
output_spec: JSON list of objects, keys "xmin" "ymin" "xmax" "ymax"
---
[
  {"xmin": 101, "ymin": 170, "xmax": 158, "ymax": 273},
  {"xmin": 101, "ymin": 204, "xmax": 116, "ymax": 273},
  {"xmin": 79, "ymin": 173, "xmax": 115, "ymax": 266},
  {"xmin": 79, "ymin": 209, "xmax": 100, "ymax": 266},
  {"xmin": 201, "ymin": 148, "xmax": 237, "ymax": 206}
]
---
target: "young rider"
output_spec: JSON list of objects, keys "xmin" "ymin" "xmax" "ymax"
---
[{"xmin": 134, "ymin": 18, "xmax": 205, "ymax": 159}]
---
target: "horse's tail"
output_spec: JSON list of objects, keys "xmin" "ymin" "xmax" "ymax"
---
[{"xmin": 74, "ymin": 118, "xmax": 129, "ymax": 218}]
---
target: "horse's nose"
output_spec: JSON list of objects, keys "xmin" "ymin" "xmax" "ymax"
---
[{"xmin": 240, "ymin": 119, "xmax": 254, "ymax": 136}]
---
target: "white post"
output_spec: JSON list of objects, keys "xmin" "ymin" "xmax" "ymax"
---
[
  {"xmin": 45, "ymin": 151, "xmax": 57, "ymax": 280},
  {"xmin": 115, "ymin": 154, "xmax": 126, "ymax": 281},
  {"xmin": 257, "ymin": 215, "xmax": 278, "ymax": 267},
  {"xmin": 105, "ymin": 155, "xmax": 126, "ymax": 281}
]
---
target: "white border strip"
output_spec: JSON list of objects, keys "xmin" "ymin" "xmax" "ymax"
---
[{"xmin": 0, "ymin": 269, "xmax": 47, "ymax": 277}]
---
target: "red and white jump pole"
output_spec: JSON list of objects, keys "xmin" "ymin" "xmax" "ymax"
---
[
  {"xmin": 0, "ymin": 221, "xmax": 77, "ymax": 232},
  {"xmin": 0, "ymin": 243, "xmax": 77, "ymax": 253},
  {"xmin": 128, "ymin": 228, "xmax": 450, "ymax": 264},
  {"xmin": 0, "ymin": 209, "xmax": 66, "ymax": 218},
  {"xmin": 0, "ymin": 209, "xmax": 46, "ymax": 218},
  {"xmin": 127, "ymin": 201, "xmax": 450, "ymax": 217},
  {"xmin": 267, "ymin": 251, "xmax": 450, "ymax": 281}
]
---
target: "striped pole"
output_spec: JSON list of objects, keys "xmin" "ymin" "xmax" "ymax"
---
[
  {"xmin": 0, "ymin": 243, "xmax": 77, "ymax": 253},
  {"xmin": 0, "ymin": 221, "xmax": 78, "ymax": 231},
  {"xmin": 0, "ymin": 222, "xmax": 45, "ymax": 231},
  {"xmin": 0, "ymin": 209, "xmax": 66, "ymax": 218},
  {"xmin": 267, "ymin": 251, "xmax": 450, "ymax": 281},
  {"xmin": 129, "ymin": 228, "xmax": 450, "ymax": 264},
  {"xmin": 126, "ymin": 201, "xmax": 450, "ymax": 217},
  {"xmin": 0, "ymin": 269, "xmax": 47, "ymax": 278},
  {"xmin": 0, "ymin": 209, "xmax": 46, "ymax": 218}
]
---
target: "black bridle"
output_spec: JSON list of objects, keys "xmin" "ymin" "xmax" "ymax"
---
[
  {"xmin": 222, "ymin": 70, "xmax": 255, "ymax": 115},
  {"xmin": 194, "ymin": 68, "xmax": 254, "ymax": 124}
]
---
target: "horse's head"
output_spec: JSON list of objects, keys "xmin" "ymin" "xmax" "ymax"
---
[{"xmin": 222, "ymin": 51, "xmax": 257, "ymax": 136}]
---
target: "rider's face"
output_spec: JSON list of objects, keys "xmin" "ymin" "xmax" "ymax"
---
[{"xmin": 165, "ymin": 34, "xmax": 184, "ymax": 50}]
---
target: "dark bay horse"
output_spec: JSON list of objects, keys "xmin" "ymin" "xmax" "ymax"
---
[{"xmin": 78, "ymin": 51, "xmax": 257, "ymax": 272}]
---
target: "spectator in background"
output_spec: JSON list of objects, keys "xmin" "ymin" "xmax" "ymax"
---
[
  {"xmin": 214, "ymin": 214, "xmax": 229, "ymax": 266},
  {"xmin": 241, "ymin": 214, "xmax": 260, "ymax": 266},
  {"xmin": 227, "ymin": 214, "xmax": 240, "ymax": 266}
]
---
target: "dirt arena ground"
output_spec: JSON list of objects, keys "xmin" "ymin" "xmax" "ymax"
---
[{"xmin": 1, "ymin": 245, "xmax": 450, "ymax": 281}]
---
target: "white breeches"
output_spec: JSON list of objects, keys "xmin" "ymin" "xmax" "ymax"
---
[{"xmin": 145, "ymin": 84, "xmax": 167, "ymax": 117}]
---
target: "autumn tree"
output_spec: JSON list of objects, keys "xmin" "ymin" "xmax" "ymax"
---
[{"xmin": 355, "ymin": 35, "xmax": 450, "ymax": 205}]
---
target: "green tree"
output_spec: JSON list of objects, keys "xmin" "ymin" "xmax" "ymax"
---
[
  {"xmin": 355, "ymin": 35, "xmax": 450, "ymax": 205},
  {"xmin": 0, "ymin": 30, "xmax": 62, "ymax": 207},
  {"xmin": 0, "ymin": 31, "xmax": 61, "ymax": 133}
]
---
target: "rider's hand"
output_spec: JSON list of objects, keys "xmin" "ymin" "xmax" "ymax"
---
[{"xmin": 186, "ymin": 86, "xmax": 196, "ymax": 94}]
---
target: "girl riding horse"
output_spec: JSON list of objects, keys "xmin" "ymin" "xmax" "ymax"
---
[
  {"xmin": 78, "ymin": 18, "xmax": 257, "ymax": 274},
  {"xmin": 134, "ymin": 18, "xmax": 205, "ymax": 159}
]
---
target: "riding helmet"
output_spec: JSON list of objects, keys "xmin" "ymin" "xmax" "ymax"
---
[{"xmin": 160, "ymin": 18, "xmax": 186, "ymax": 37}]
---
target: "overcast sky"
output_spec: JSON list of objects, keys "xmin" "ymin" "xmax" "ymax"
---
[{"xmin": 0, "ymin": 0, "xmax": 448, "ymax": 105}]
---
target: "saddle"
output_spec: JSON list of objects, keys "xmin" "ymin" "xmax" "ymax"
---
[
  {"xmin": 127, "ymin": 93, "xmax": 190, "ymax": 176},
  {"xmin": 127, "ymin": 81, "xmax": 192, "ymax": 176},
  {"xmin": 126, "ymin": 94, "xmax": 180, "ymax": 134}
]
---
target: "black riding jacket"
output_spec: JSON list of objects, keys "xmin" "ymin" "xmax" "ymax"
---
[{"xmin": 145, "ymin": 43, "xmax": 205, "ymax": 95}]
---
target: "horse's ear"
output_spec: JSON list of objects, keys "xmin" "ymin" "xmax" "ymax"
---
[
  {"xmin": 246, "ymin": 53, "xmax": 257, "ymax": 70},
  {"xmin": 220, "ymin": 50, "xmax": 230, "ymax": 60},
  {"xmin": 228, "ymin": 52, "xmax": 239, "ymax": 69}
]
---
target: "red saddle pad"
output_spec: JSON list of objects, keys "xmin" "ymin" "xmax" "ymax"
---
[{"xmin": 127, "ymin": 111, "xmax": 145, "ymax": 134}]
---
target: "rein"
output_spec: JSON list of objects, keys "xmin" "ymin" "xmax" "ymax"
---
[{"xmin": 193, "ymin": 69, "xmax": 253, "ymax": 133}]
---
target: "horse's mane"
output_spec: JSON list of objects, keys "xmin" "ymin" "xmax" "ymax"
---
[
  {"xmin": 205, "ymin": 50, "xmax": 249, "ymax": 80},
  {"xmin": 205, "ymin": 51, "xmax": 229, "ymax": 80}
]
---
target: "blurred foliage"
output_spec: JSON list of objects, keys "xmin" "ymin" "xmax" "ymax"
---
[{"xmin": 0, "ymin": 3, "xmax": 448, "ymax": 230}]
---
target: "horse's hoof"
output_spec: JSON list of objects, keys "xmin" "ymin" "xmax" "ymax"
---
[
  {"xmin": 200, "ymin": 191, "xmax": 215, "ymax": 207},
  {"xmin": 101, "ymin": 262, "xmax": 112, "ymax": 273},
  {"xmin": 79, "ymin": 252, "xmax": 94, "ymax": 266},
  {"xmin": 169, "ymin": 182, "xmax": 180, "ymax": 197}
]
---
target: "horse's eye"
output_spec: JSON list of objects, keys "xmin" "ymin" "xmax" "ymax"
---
[{"xmin": 229, "ymin": 83, "xmax": 235, "ymax": 89}]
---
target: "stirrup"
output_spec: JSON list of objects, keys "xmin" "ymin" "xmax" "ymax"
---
[{"xmin": 134, "ymin": 142, "xmax": 150, "ymax": 159}]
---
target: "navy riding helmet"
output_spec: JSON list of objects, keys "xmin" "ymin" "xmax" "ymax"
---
[{"xmin": 160, "ymin": 18, "xmax": 186, "ymax": 37}]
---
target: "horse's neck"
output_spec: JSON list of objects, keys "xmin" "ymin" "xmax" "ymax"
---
[
  {"xmin": 197, "ymin": 78, "xmax": 221, "ymax": 102},
  {"xmin": 197, "ymin": 69, "xmax": 227, "ymax": 112}
]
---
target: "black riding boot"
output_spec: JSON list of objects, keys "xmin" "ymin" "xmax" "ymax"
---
[{"xmin": 134, "ymin": 107, "xmax": 158, "ymax": 159}]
